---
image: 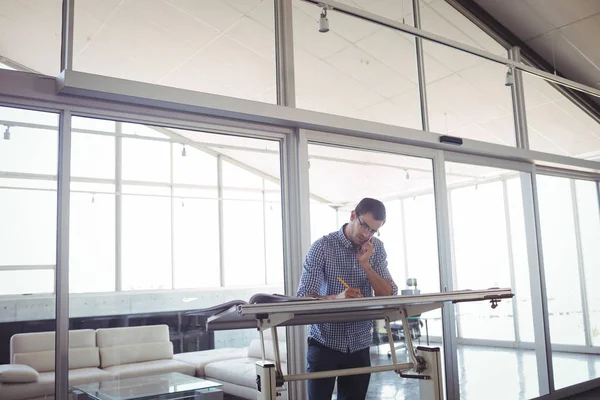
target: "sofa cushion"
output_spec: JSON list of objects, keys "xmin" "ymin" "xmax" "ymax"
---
[
  {"xmin": 13, "ymin": 347, "xmax": 101, "ymax": 373},
  {"xmin": 100, "ymin": 341, "xmax": 173, "ymax": 368},
  {"xmin": 0, "ymin": 364, "xmax": 39, "ymax": 383},
  {"xmin": 247, "ymin": 339, "xmax": 287, "ymax": 361},
  {"xmin": 204, "ymin": 358, "xmax": 287, "ymax": 389},
  {"xmin": 173, "ymin": 348, "xmax": 247, "ymax": 377},
  {"xmin": 0, "ymin": 367, "xmax": 112, "ymax": 400},
  {"xmin": 96, "ymin": 325, "xmax": 169, "ymax": 348},
  {"xmin": 11, "ymin": 329, "xmax": 96, "ymax": 357},
  {"xmin": 102, "ymin": 359, "xmax": 195, "ymax": 379},
  {"xmin": 11, "ymin": 330, "xmax": 99, "ymax": 373}
]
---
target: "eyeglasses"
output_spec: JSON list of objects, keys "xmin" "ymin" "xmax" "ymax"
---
[{"xmin": 357, "ymin": 215, "xmax": 380, "ymax": 237}]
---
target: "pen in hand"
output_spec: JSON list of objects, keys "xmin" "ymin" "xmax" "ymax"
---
[
  {"xmin": 338, "ymin": 277, "xmax": 350, "ymax": 289},
  {"xmin": 337, "ymin": 277, "xmax": 362, "ymax": 298}
]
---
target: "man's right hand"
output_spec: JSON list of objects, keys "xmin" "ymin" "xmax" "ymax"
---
[{"xmin": 336, "ymin": 288, "xmax": 363, "ymax": 299}]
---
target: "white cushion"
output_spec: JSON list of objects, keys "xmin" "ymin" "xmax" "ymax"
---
[
  {"xmin": 0, "ymin": 367, "xmax": 112, "ymax": 400},
  {"xmin": 96, "ymin": 325, "xmax": 169, "ymax": 348},
  {"xmin": 102, "ymin": 359, "xmax": 195, "ymax": 379},
  {"xmin": 174, "ymin": 348, "xmax": 248, "ymax": 377},
  {"xmin": 13, "ymin": 347, "xmax": 100, "ymax": 373},
  {"xmin": 100, "ymin": 341, "xmax": 173, "ymax": 368},
  {"xmin": 11, "ymin": 330, "xmax": 96, "ymax": 357},
  {"xmin": 205, "ymin": 358, "xmax": 287, "ymax": 389},
  {"xmin": 0, "ymin": 364, "xmax": 39, "ymax": 383},
  {"xmin": 247, "ymin": 339, "xmax": 287, "ymax": 361}
]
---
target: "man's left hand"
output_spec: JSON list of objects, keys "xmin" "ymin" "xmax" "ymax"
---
[{"xmin": 357, "ymin": 238, "xmax": 374, "ymax": 268}]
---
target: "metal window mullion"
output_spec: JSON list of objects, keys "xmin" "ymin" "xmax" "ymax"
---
[
  {"xmin": 262, "ymin": 178, "xmax": 268, "ymax": 286},
  {"xmin": 509, "ymin": 47, "xmax": 530, "ymax": 150},
  {"xmin": 115, "ymin": 123, "xmax": 122, "ymax": 292},
  {"xmin": 60, "ymin": 0, "xmax": 74, "ymax": 71},
  {"xmin": 411, "ymin": 0, "xmax": 429, "ymax": 131},
  {"xmin": 217, "ymin": 156, "xmax": 225, "ymax": 287},
  {"xmin": 523, "ymin": 170, "xmax": 553, "ymax": 394},
  {"xmin": 432, "ymin": 152, "xmax": 460, "ymax": 400},
  {"xmin": 0, "ymin": 265, "xmax": 55, "ymax": 271},
  {"xmin": 400, "ymin": 199, "xmax": 409, "ymax": 280},
  {"xmin": 446, "ymin": 190, "xmax": 461, "ymax": 340},
  {"xmin": 502, "ymin": 178, "xmax": 521, "ymax": 345},
  {"xmin": 282, "ymin": 130, "xmax": 311, "ymax": 400},
  {"xmin": 570, "ymin": 179, "xmax": 592, "ymax": 347},
  {"xmin": 170, "ymin": 142, "xmax": 175, "ymax": 290},
  {"xmin": 274, "ymin": 0, "xmax": 296, "ymax": 107},
  {"xmin": 55, "ymin": 109, "xmax": 72, "ymax": 400}
]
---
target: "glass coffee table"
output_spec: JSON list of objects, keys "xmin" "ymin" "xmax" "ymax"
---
[{"xmin": 73, "ymin": 372, "xmax": 223, "ymax": 400}]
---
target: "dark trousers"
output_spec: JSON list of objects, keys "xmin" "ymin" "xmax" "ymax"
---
[{"xmin": 306, "ymin": 339, "xmax": 371, "ymax": 400}]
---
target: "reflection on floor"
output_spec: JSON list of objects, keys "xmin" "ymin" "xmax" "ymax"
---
[
  {"xmin": 364, "ymin": 343, "xmax": 600, "ymax": 400},
  {"xmin": 226, "ymin": 344, "xmax": 600, "ymax": 399}
]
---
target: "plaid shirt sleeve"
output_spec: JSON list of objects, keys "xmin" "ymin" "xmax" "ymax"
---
[
  {"xmin": 296, "ymin": 238, "xmax": 326, "ymax": 297},
  {"xmin": 372, "ymin": 240, "xmax": 398, "ymax": 296}
]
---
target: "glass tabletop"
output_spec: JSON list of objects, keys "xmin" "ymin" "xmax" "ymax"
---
[{"xmin": 73, "ymin": 372, "xmax": 222, "ymax": 400}]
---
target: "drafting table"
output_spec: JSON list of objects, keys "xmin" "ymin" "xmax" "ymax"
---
[{"xmin": 206, "ymin": 288, "xmax": 513, "ymax": 400}]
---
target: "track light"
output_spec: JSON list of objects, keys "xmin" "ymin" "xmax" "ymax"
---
[
  {"xmin": 3, "ymin": 126, "xmax": 10, "ymax": 140},
  {"xmin": 505, "ymin": 67, "xmax": 514, "ymax": 87},
  {"xmin": 182, "ymin": 145, "xmax": 187, "ymax": 157},
  {"xmin": 405, "ymin": 169, "xmax": 410, "ymax": 180},
  {"xmin": 318, "ymin": 5, "xmax": 330, "ymax": 33}
]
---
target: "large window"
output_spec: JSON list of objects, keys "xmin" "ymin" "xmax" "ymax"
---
[
  {"xmin": 0, "ymin": 105, "xmax": 58, "ymax": 397},
  {"xmin": 537, "ymin": 175, "xmax": 600, "ymax": 389},
  {"xmin": 72, "ymin": 0, "xmax": 276, "ymax": 104},
  {"xmin": 293, "ymin": 1, "xmax": 421, "ymax": 129},
  {"xmin": 524, "ymin": 76, "xmax": 600, "ymax": 160},
  {"xmin": 0, "ymin": 106, "xmax": 59, "ymax": 294},
  {"xmin": 445, "ymin": 162, "xmax": 539, "ymax": 399}
]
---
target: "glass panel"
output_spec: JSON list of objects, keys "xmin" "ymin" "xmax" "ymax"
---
[
  {"xmin": 524, "ymin": 75, "xmax": 600, "ymax": 160},
  {"xmin": 306, "ymin": 142, "xmax": 441, "ymax": 398},
  {"xmin": 73, "ymin": 0, "xmax": 276, "ymax": 103},
  {"xmin": 265, "ymin": 196, "xmax": 284, "ymax": 286},
  {"xmin": 537, "ymin": 176, "xmax": 584, "ymax": 346},
  {"xmin": 122, "ymin": 138, "xmax": 170, "ymax": 183},
  {"xmin": 0, "ymin": 106, "xmax": 58, "ymax": 399},
  {"xmin": 0, "ymin": 1, "xmax": 61, "ymax": 75},
  {"xmin": 122, "ymin": 191, "xmax": 172, "ymax": 291},
  {"xmin": 0, "ymin": 105, "xmax": 58, "ymax": 175},
  {"xmin": 537, "ymin": 175, "xmax": 600, "ymax": 389},
  {"xmin": 0, "ymin": 186, "xmax": 57, "ymax": 265},
  {"xmin": 222, "ymin": 189, "xmax": 265, "ymax": 286},
  {"xmin": 445, "ymin": 162, "xmax": 538, "ymax": 399},
  {"xmin": 422, "ymin": 44, "xmax": 515, "ymax": 146},
  {"xmin": 293, "ymin": 1, "xmax": 421, "ymax": 129},
  {"xmin": 173, "ymin": 196, "xmax": 220, "ymax": 289},
  {"xmin": 173, "ymin": 144, "xmax": 217, "ymax": 186},
  {"xmin": 310, "ymin": 201, "xmax": 339, "ymax": 242},
  {"xmin": 69, "ymin": 188, "xmax": 115, "ymax": 293},
  {"xmin": 576, "ymin": 181, "xmax": 600, "ymax": 348},
  {"xmin": 71, "ymin": 131, "xmax": 115, "ymax": 179},
  {"xmin": 65, "ymin": 119, "xmax": 286, "ymax": 378}
]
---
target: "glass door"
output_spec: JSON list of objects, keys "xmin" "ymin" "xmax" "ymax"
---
[
  {"xmin": 443, "ymin": 153, "xmax": 543, "ymax": 400},
  {"xmin": 304, "ymin": 130, "xmax": 447, "ymax": 399}
]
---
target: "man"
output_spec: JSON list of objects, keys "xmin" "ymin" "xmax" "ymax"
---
[{"xmin": 296, "ymin": 197, "xmax": 398, "ymax": 400}]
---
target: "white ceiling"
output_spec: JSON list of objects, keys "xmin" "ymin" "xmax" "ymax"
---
[
  {"xmin": 0, "ymin": 0, "xmax": 599, "ymax": 203},
  {"xmin": 472, "ymin": 0, "xmax": 600, "ymax": 97}
]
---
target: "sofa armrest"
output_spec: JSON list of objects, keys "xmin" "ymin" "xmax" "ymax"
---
[{"xmin": 0, "ymin": 364, "xmax": 40, "ymax": 383}]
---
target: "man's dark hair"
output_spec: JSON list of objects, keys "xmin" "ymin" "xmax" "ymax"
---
[{"xmin": 355, "ymin": 198, "xmax": 386, "ymax": 222}]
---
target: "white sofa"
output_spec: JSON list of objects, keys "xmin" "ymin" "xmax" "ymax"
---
[
  {"xmin": 199, "ymin": 328, "xmax": 288, "ymax": 399},
  {"xmin": 0, "ymin": 325, "xmax": 246, "ymax": 400}
]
